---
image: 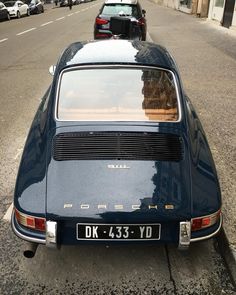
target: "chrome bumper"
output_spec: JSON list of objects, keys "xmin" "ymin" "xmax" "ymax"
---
[{"xmin": 11, "ymin": 211, "xmax": 223, "ymax": 248}]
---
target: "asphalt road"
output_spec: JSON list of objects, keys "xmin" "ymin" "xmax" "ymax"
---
[{"xmin": 0, "ymin": 1, "xmax": 236, "ymax": 294}]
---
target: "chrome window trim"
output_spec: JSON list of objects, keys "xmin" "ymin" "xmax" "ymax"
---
[
  {"xmin": 11, "ymin": 212, "xmax": 46, "ymax": 245},
  {"xmin": 54, "ymin": 65, "xmax": 182, "ymax": 123},
  {"xmin": 190, "ymin": 213, "xmax": 222, "ymax": 243}
]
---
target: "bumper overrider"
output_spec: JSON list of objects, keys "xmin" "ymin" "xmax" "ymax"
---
[{"xmin": 11, "ymin": 208, "xmax": 223, "ymax": 254}]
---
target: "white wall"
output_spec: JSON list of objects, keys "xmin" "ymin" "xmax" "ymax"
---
[
  {"xmin": 231, "ymin": 3, "xmax": 236, "ymax": 28},
  {"xmin": 208, "ymin": 0, "xmax": 225, "ymax": 22}
]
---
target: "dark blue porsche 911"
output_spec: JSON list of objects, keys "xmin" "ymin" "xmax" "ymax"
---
[{"xmin": 11, "ymin": 40, "xmax": 222, "ymax": 258}]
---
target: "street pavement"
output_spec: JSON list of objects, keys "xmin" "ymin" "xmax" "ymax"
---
[
  {"xmin": 143, "ymin": 0, "xmax": 236, "ymax": 283},
  {"xmin": 0, "ymin": 0, "xmax": 236, "ymax": 294}
]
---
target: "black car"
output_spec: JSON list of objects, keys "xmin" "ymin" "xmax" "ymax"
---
[
  {"xmin": 27, "ymin": 0, "xmax": 44, "ymax": 14},
  {"xmin": 11, "ymin": 40, "xmax": 222, "ymax": 258},
  {"xmin": 0, "ymin": 1, "xmax": 10, "ymax": 20},
  {"xmin": 94, "ymin": 0, "xmax": 146, "ymax": 40},
  {"xmin": 59, "ymin": 0, "xmax": 79, "ymax": 7}
]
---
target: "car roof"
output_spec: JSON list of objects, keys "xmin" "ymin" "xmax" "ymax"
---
[
  {"xmin": 104, "ymin": 0, "xmax": 138, "ymax": 5},
  {"xmin": 56, "ymin": 40, "xmax": 178, "ymax": 73}
]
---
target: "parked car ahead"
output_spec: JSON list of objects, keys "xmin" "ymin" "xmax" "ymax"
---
[
  {"xmin": 11, "ymin": 40, "xmax": 222, "ymax": 258},
  {"xmin": 4, "ymin": 0, "xmax": 30, "ymax": 18},
  {"xmin": 0, "ymin": 1, "xmax": 10, "ymax": 20},
  {"xmin": 59, "ymin": 0, "xmax": 79, "ymax": 7},
  {"xmin": 27, "ymin": 0, "xmax": 44, "ymax": 14},
  {"xmin": 94, "ymin": 0, "xmax": 146, "ymax": 40}
]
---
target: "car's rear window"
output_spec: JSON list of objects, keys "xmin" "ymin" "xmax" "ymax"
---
[
  {"xmin": 101, "ymin": 4, "xmax": 139, "ymax": 17},
  {"xmin": 57, "ymin": 67, "xmax": 179, "ymax": 122}
]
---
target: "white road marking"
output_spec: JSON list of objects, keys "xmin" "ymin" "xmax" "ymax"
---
[
  {"xmin": 16, "ymin": 27, "xmax": 36, "ymax": 36},
  {"xmin": 146, "ymin": 32, "xmax": 153, "ymax": 42},
  {"xmin": 3, "ymin": 203, "xmax": 13, "ymax": 222},
  {"xmin": 41, "ymin": 21, "xmax": 54, "ymax": 27},
  {"xmin": 67, "ymin": 13, "xmax": 74, "ymax": 16},
  {"xmin": 0, "ymin": 38, "xmax": 8, "ymax": 43},
  {"xmin": 56, "ymin": 16, "xmax": 65, "ymax": 21},
  {"xmin": 14, "ymin": 148, "xmax": 23, "ymax": 160},
  {"xmin": 75, "ymin": 11, "xmax": 80, "ymax": 13}
]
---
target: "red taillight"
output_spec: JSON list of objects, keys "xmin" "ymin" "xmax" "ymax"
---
[
  {"xmin": 96, "ymin": 17, "xmax": 109, "ymax": 25},
  {"xmin": 138, "ymin": 17, "xmax": 145, "ymax": 26},
  {"xmin": 191, "ymin": 209, "xmax": 221, "ymax": 231},
  {"xmin": 15, "ymin": 208, "xmax": 46, "ymax": 232},
  {"xmin": 95, "ymin": 33, "xmax": 111, "ymax": 38}
]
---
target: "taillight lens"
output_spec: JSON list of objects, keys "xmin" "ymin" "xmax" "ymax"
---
[
  {"xmin": 138, "ymin": 17, "xmax": 145, "ymax": 26},
  {"xmin": 191, "ymin": 209, "xmax": 221, "ymax": 231},
  {"xmin": 96, "ymin": 17, "xmax": 109, "ymax": 25},
  {"xmin": 95, "ymin": 33, "xmax": 111, "ymax": 38},
  {"xmin": 15, "ymin": 208, "xmax": 46, "ymax": 232}
]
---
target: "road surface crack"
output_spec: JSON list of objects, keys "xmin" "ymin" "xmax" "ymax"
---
[{"xmin": 165, "ymin": 245, "xmax": 177, "ymax": 295}]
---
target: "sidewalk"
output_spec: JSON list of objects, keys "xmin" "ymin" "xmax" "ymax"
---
[{"xmin": 143, "ymin": 0, "xmax": 236, "ymax": 286}]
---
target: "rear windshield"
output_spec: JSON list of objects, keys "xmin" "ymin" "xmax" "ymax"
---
[
  {"xmin": 102, "ymin": 4, "xmax": 139, "ymax": 17},
  {"xmin": 57, "ymin": 67, "xmax": 179, "ymax": 122}
]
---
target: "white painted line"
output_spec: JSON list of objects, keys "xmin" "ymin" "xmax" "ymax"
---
[
  {"xmin": 41, "ymin": 21, "xmax": 53, "ymax": 27},
  {"xmin": 146, "ymin": 32, "xmax": 153, "ymax": 42},
  {"xmin": 75, "ymin": 11, "xmax": 80, "ymax": 13},
  {"xmin": 16, "ymin": 27, "xmax": 36, "ymax": 36},
  {"xmin": 3, "ymin": 203, "xmax": 13, "ymax": 222},
  {"xmin": 67, "ymin": 13, "xmax": 74, "ymax": 16},
  {"xmin": 56, "ymin": 16, "xmax": 65, "ymax": 21},
  {"xmin": 14, "ymin": 148, "xmax": 23, "ymax": 160},
  {"xmin": 0, "ymin": 38, "xmax": 8, "ymax": 43}
]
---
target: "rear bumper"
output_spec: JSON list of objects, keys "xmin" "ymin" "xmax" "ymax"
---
[{"xmin": 11, "ymin": 211, "xmax": 222, "ymax": 247}]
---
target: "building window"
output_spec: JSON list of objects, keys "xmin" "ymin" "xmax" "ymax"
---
[
  {"xmin": 215, "ymin": 0, "xmax": 224, "ymax": 7},
  {"xmin": 180, "ymin": 0, "xmax": 192, "ymax": 8}
]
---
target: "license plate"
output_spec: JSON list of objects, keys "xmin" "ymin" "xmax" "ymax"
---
[{"xmin": 76, "ymin": 223, "xmax": 161, "ymax": 241}]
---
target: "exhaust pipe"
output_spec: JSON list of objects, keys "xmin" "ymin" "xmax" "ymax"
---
[{"xmin": 23, "ymin": 242, "xmax": 38, "ymax": 258}]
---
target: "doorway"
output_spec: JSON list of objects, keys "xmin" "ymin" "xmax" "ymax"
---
[{"xmin": 222, "ymin": 0, "xmax": 235, "ymax": 28}]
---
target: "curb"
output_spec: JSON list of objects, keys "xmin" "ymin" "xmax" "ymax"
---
[{"xmin": 216, "ymin": 228, "xmax": 236, "ymax": 288}]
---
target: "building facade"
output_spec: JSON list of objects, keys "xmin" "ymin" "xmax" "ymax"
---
[
  {"xmin": 208, "ymin": 0, "xmax": 236, "ymax": 29},
  {"xmin": 155, "ymin": 0, "xmax": 236, "ymax": 29}
]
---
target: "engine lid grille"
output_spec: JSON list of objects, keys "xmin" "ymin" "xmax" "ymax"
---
[{"xmin": 53, "ymin": 132, "xmax": 183, "ymax": 161}]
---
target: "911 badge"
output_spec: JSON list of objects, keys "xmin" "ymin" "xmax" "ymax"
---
[{"xmin": 107, "ymin": 164, "xmax": 130, "ymax": 169}]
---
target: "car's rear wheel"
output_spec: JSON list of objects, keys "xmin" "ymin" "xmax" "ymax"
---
[
  {"xmin": 7, "ymin": 12, "xmax": 10, "ymax": 20},
  {"xmin": 41, "ymin": 6, "xmax": 44, "ymax": 12},
  {"xmin": 17, "ymin": 11, "xmax": 20, "ymax": 18}
]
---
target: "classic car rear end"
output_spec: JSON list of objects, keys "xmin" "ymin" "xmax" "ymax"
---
[{"xmin": 11, "ymin": 40, "xmax": 222, "ymax": 257}]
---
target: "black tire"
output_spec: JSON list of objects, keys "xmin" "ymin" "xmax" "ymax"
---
[
  {"xmin": 27, "ymin": 9, "xmax": 30, "ymax": 16},
  {"xmin": 7, "ymin": 13, "xmax": 10, "ymax": 20},
  {"xmin": 41, "ymin": 6, "xmax": 44, "ymax": 12},
  {"xmin": 17, "ymin": 11, "xmax": 20, "ymax": 18}
]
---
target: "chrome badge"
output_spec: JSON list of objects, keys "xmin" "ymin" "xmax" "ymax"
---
[{"xmin": 107, "ymin": 164, "xmax": 130, "ymax": 169}]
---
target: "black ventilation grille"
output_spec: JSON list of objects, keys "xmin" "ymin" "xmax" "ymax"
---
[{"xmin": 53, "ymin": 132, "xmax": 183, "ymax": 161}]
